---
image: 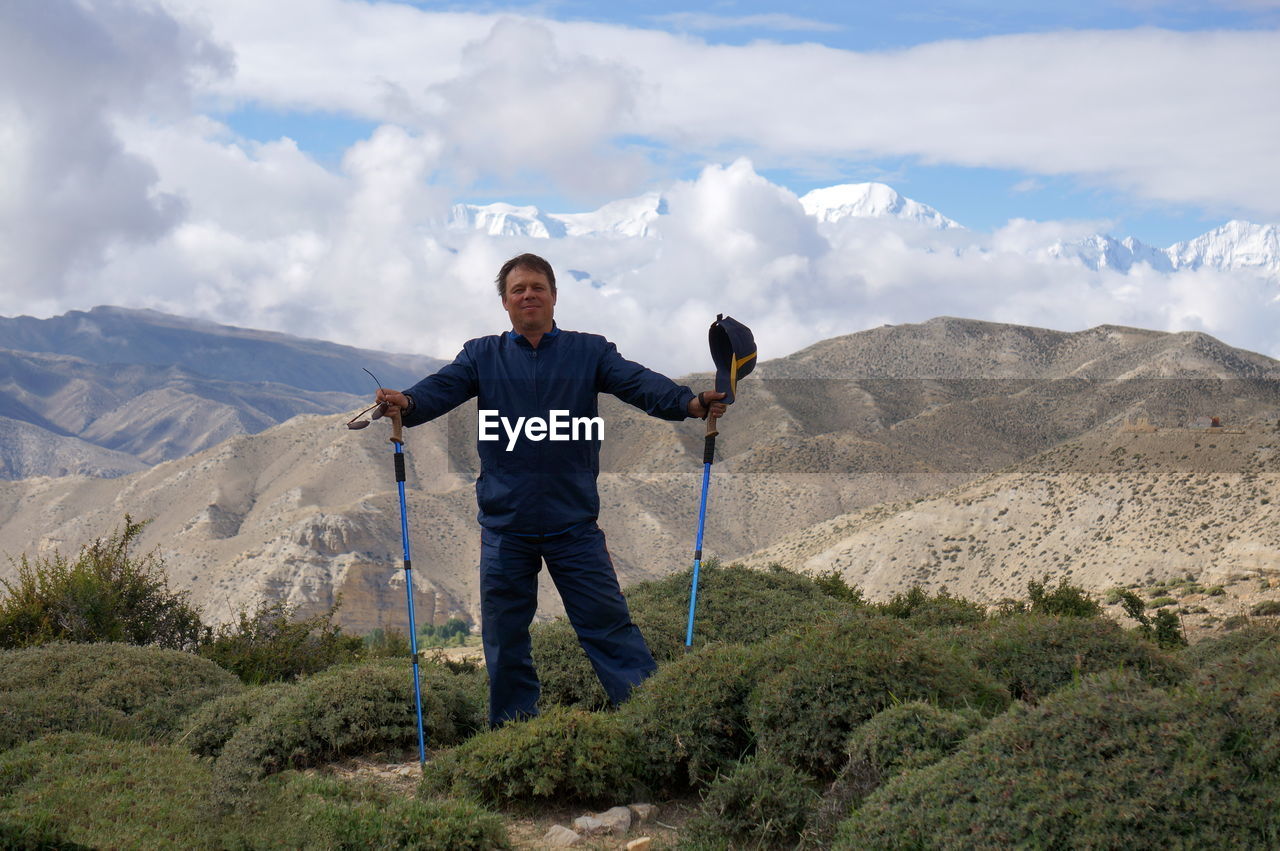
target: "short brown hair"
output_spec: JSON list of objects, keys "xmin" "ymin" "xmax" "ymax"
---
[{"xmin": 496, "ymin": 253, "xmax": 557, "ymax": 297}]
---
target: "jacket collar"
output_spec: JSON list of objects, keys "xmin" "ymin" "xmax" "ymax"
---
[{"xmin": 507, "ymin": 323, "xmax": 560, "ymax": 347}]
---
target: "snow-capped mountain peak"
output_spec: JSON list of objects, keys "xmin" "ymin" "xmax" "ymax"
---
[
  {"xmin": 448, "ymin": 193, "xmax": 667, "ymax": 240},
  {"xmin": 555, "ymin": 192, "xmax": 667, "ymax": 238},
  {"xmin": 1046, "ymin": 233, "xmax": 1173, "ymax": 273},
  {"xmin": 1048, "ymin": 220, "xmax": 1279, "ymax": 278},
  {"xmin": 1169, "ymin": 220, "xmax": 1280, "ymax": 276},
  {"xmin": 798, "ymin": 182, "xmax": 962, "ymax": 230},
  {"xmin": 447, "ymin": 203, "xmax": 565, "ymax": 239}
]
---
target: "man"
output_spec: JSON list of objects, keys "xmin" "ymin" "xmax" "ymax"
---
[{"xmin": 375, "ymin": 253, "xmax": 726, "ymax": 726}]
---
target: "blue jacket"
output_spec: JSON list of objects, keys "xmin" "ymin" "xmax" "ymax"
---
[{"xmin": 401, "ymin": 327, "xmax": 695, "ymax": 534}]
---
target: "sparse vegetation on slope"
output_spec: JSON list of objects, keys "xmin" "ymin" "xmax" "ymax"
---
[
  {"xmin": 0, "ymin": 642, "xmax": 240, "ymax": 751},
  {"xmin": 6, "ymin": 562, "xmax": 1280, "ymax": 849}
]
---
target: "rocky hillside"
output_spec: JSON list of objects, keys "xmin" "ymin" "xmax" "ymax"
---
[
  {"xmin": 2, "ymin": 316, "xmax": 1277, "ymax": 634},
  {"xmin": 0, "ymin": 307, "xmax": 443, "ymax": 478}
]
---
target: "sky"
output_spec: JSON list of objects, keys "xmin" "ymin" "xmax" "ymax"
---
[{"xmin": 1, "ymin": 0, "xmax": 1279, "ymax": 374}]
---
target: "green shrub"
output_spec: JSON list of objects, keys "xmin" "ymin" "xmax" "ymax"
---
[
  {"xmin": 530, "ymin": 618, "xmax": 610, "ymax": 710},
  {"xmin": 0, "ymin": 643, "xmax": 240, "ymax": 750},
  {"xmin": 1152, "ymin": 608, "xmax": 1188, "ymax": 647},
  {"xmin": 0, "ymin": 733, "xmax": 231, "ymax": 848},
  {"xmin": 0, "ymin": 818, "xmax": 91, "ymax": 850},
  {"xmin": 963, "ymin": 613, "xmax": 1186, "ymax": 702},
  {"xmin": 0, "ymin": 517, "xmax": 204, "ymax": 650},
  {"xmin": 837, "ymin": 671, "xmax": 1280, "ymax": 848},
  {"xmin": 811, "ymin": 568, "xmax": 866, "ymax": 604},
  {"xmin": 999, "ymin": 577, "xmax": 1103, "ymax": 618},
  {"xmin": 626, "ymin": 561, "xmax": 850, "ymax": 650},
  {"xmin": 809, "ymin": 701, "xmax": 988, "ymax": 844},
  {"xmin": 1115, "ymin": 590, "xmax": 1187, "ymax": 648},
  {"xmin": 620, "ymin": 643, "xmax": 762, "ymax": 790},
  {"xmin": 1250, "ymin": 599, "xmax": 1280, "ymax": 617},
  {"xmin": 529, "ymin": 599, "xmax": 684, "ymax": 712},
  {"xmin": 876, "ymin": 586, "xmax": 988, "ymax": 627},
  {"xmin": 1186, "ymin": 621, "xmax": 1280, "ymax": 668},
  {"xmin": 684, "ymin": 754, "xmax": 819, "ymax": 849},
  {"xmin": 361, "ymin": 627, "xmax": 411, "ymax": 659},
  {"xmin": 1222, "ymin": 614, "xmax": 1251, "ymax": 631},
  {"xmin": 214, "ymin": 659, "xmax": 483, "ymax": 806},
  {"xmin": 177, "ymin": 683, "xmax": 291, "ymax": 759},
  {"xmin": 0, "ymin": 732, "xmax": 509, "ymax": 849},
  {"xmin": 198, "ymin": 598, "xmax": 364, "ymax": 684},
  {"xmin": 1207, "ymin": 585, "xmax": 1227, "ymax": 596},
  {"xmin": 807, "ymin": 702, "xmax": 984, "ymax": 846},
  {"xmin": 749, "ymin": 614, "xmax": 1007, "ymax": 778},
  {"xmin": 423, "ymin": 706, "xmax": 640, "ymax": 806},
  {"xmin": 846, "ymin": 701, "xmax": 986, "ymax": 779},
  {"xmin": 280, "ymin": 775, "xmax": 509, "ymax": 850}
]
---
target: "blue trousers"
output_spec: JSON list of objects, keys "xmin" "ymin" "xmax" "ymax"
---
[{"xmin": 479, "ymin": 522, "xmax": 656, "ymax": 727}]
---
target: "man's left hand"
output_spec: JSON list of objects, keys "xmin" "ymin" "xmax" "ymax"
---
[{"xmin": 689, "ymin": 390, "xmax": 728, "ymax": 420}]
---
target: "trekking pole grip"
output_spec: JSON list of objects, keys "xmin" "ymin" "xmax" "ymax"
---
[
  {"xmin": 703, "ymin": 416, "xmax": 717, "ymax": 464},
  {"xmin": 389, "ymin": 407, "xmax": 404, "ymax": 446}
]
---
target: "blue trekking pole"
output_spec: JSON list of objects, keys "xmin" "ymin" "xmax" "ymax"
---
[
  {"xmin": 685, "ymin": 315, "xmax": 756, "ymax": 649},
  {"xmin": 347, "ymin": 388, "xmax": 427, "ymax": 764},
  {"xmin": 684, "ymin": 414, "xmax": 718, "ymax": 648},
  {"xmin": 388, "ymin": 407, "xmax": 427, "ymax": 764}
]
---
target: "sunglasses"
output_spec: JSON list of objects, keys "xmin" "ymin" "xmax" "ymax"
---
[
  {"xmin": 346, "ymin": 401, "xmax": 389, "ymax": 430},
  {"xmin": 346, "ymin": 367, "xmax": 392, "ymax": 430}
]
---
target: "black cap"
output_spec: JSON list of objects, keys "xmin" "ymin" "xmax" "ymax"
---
[{"xmin": 709, "ymin": 314, "xmax": 756, "ymax": 404}]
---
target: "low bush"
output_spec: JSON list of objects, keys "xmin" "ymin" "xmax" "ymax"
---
[
  {"xmin": 684, "ymin": 754, "xmax": 819, "ymax": 849},
  {"xmin": 423, "ymin": 706, "xmax": 640, "ymax": 806},
  {"xmin": 1185, "ymin": 621, "xmax": 1280, "ymax": 668},
  {"xmin": 963, "ymin": 613, "xmax": 1187, "ymax": 702},
  {"xmin": 0, "ymin": 642, "xmax": 240, "ymax": 751},
  {"xmin": 197, "ymin": 598, "xmax": 364, "ymax": 684},
  {"xmin": 280, "ymin": 775, "xmax": 509, "ymax": 850},
  {"xmin": 0, "ymin": 732, "xmax": 509, "ymax": 849},
  {"xmin": 846, "ymin": 700, "xmax": 986, "ymax": 780},
  {"xmin": 1025, "ymin": 576, "xmax": 1103, "ymax": 617},
  {"xmin": 625, "ymin": 560, "xmax": 850, "ymax": 650},
  {"xmin": 1250, "ymin": 599, "xmax": 1280, "ymax": 617},
  {"xmin": 811, "ymin": 568, "xmax": 866, "ymax": 604},
  {"xmin": 530, "ymin": 618, "xmax": 610, "ymax": 710},
  {"xmin": 529, "ymin": 600, "xmax": 684, "ymax": 711},
  {"xmin": 837, "ymin": 671, "xmax": 1280, "ymax": 848},
  {"xmin": 0, "ymin": 818, "xmax": 91, "ymax": 849},
  {"xmin": 0, "ymin": 732, "xmax": 232, "ymax": 848},
  {"xmin": 177, "ymin": 683, "xmax": 291, "ymax": 759},
  {"xmin": 875, "ymin": 586, "xmax": 988, "ymax": 628},
  {"xmin": 1117, "ymin": 589, "xmax": 1188, "ymax": 648},
  {"xmin": 621, "ymin": 642, "xmax": 762, "ymax": 790},
  {"xmin": 749, "ymin": 613, "xmax": 1007, "ymax": 778},
  {"xmin": 213, "ymin": 659, "xmax": 484, "ymax": 806},
  {"xmin": 810, "ymin": 700, "xmax": 988, "ymax": 843},
  {"xmin": 0, "ymin": 517, "xmax": 203, "ymax": 650}
]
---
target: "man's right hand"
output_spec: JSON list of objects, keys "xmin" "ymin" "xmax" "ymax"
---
[{"xmin": 376, "ymin": 388, "xmax": 409, "ymax": 413}]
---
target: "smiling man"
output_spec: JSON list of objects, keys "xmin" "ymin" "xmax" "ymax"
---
[{"xmin": 376, "ymin": 253, "xmax": 725, "ymax": 726}]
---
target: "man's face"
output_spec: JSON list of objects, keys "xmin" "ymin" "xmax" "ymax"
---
[{"xmin": 501, "ymin": 266, "xmax": 556, "ymax": 334}]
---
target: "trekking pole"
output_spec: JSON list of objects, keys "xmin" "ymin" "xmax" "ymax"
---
[
  {"xmin": 685, "ymin": 413, "xmax": 718, "ymax": 649},
  {"xmin": 387, "ymin": 406, "xmax": 428, "ymax": 765},
  {"xmin": 346, "ymin": 377, "xmax": 427, "ymax": 762},
  {"xmin": 685, "ymin": 315, "xmax": 756, "ymax": 649}
]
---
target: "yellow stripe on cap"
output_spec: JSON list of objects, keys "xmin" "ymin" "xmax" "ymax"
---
[{"xmin": 729, "ymin": 351, "xmax": 756, "ymax": 392}]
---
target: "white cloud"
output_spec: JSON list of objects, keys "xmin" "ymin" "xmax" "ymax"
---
[
  {"xmin": 0, "ymin": 0, "xmax": 228, "ymax": 298},
  {"xmin": 5, "ymin": 2, "xmax": 1280, "ymax": 383},
  {"xmin": 422, "ymin": 17, "xmax": 649, "ymax": 199},
  {"xmin": 153, "ymin": 3, "xmax": 1280, "ymax": 218}
]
